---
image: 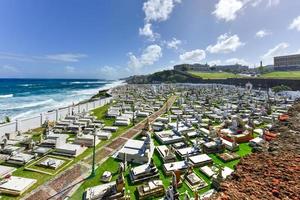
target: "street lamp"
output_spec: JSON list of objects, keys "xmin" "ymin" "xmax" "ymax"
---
[
  {"xmin": 132, "ymin": 103, "xmax": 135, "ymax": 126},
  {"xmin": 89, "ymin": 126, "xmax": 97, "ymax": 179}
]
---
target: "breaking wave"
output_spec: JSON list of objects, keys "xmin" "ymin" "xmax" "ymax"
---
[{"xmin": 0, "ymin": 94, "xmax": 13, "ymax": 99}]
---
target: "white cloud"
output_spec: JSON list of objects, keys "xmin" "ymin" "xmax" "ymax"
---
[
  {"xmin": 0, "ymin": 52, "xmax": 87, "ymax": 63},
  {"xmin": 143, "ymin": 0, "xmax": 181, "ymax": 22},
  {"xmin": 139, "ymin": 23, "xmax": 153, "ymax": 38},
  {"xmin": 139, "ymin": 0, "xmax": 180, "ymax": 43},
  {"xmin": 1, "ymin": 65, "xmax": 19, "ymax": 72},
  {"xmin": 212, "ymin": 0, "xmax": 280, "ymax": 21},
  {"xmin": 226, "ymin": 58, "xmax": 250, "ymax": 66},
  {"xmin": 139, "ymin": 23, "xmax": 159, "ymax": 41},
  {"xmin": 212, "ymin": 0, "xmax": 244, "ymax": 21},
  {"xmin": 250, "ymin": 0, "xmax": 262, "ymax": 7},
  {"xmin": 255, "ymin": 29, "xmax": 272, "ymax": 38},
  {"xmin": 166, "ymin": 38, "xmax": 182, "ymax": 49},
  {"xmin": 289, "ymin": 16, "xmax": 300, "ymax": 31},
  {"xmin": 0, "ymin": 52, "xmax": 37, "ymax": 62},
  {"xmin": 262, "ymin": 42, "xmax": 289, "ymax": 64},
  {"xmin": 128, "ymin": 44, "xmax": 162, "ymax": 69},
  {"xmin": 99, "ymin": 65, "xmax": 115, "ymax": 73},
  {"xmin": 46, "ymin": 53, "xmax": 87, "ymax": 62},
  {"xmin": 295, "ymin": 49, "xmax": 300, "ymax": 54},
  {"xmin": 247, "ymin": 0, "xmax": 279, "ymax": 7},
  {"xmin": 267, "ymin": 0, "xmax": 280, "ymax": 7},
  {"xmin": 65, "ymin": 66, "xmax": 75, "ymax": 73},
  {"xmin": 179, "ymin": 49, "xmax": 206, "ymax": 63},
  {"xmin": 208, "ymin": 60, "xmax": 222, "ymax": 66},
  {"xmin": 98, "ymin": 65, "xmax": 117, "ymax": 78},
  {"xmin": 207, "ymin": 58, "xmax": 252, "ymax": 66},
  {"xmin": 207, "ymin": 33, "xmax": 244, "ymax": 53}
]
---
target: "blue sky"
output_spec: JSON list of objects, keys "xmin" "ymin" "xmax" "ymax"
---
[{"xmin": 0, "ymin": 0, "xmax": 299, "ymax": 79}]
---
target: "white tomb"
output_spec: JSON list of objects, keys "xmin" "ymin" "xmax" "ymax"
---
[{"xmin": 0, "ymin": 176, "xmax": 37, "ymax": 196}]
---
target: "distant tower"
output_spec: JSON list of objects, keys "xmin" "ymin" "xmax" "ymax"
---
[{"xmin": 260, "ymin": 61, "xmax": 263, "ymax": 68}]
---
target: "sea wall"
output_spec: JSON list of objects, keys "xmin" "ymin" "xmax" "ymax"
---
[{"xmin": 0, "ymin": 97, "xmax": 112, "ymax": 137}]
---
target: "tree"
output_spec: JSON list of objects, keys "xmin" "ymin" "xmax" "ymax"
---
[
  {"xmin": 272, "ymin": 85, "xmax": 292, "ymax": 93},
  {"xmin": 4, "ymin": 116, "xmax": 10, "ymax": 123}
]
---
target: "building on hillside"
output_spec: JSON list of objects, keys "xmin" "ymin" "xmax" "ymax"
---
[
  {"xmin": 174, "ymin": 64, "xmax": 210, "ymax": 72},
  {"xmin": 274, "ymin": 54, "xmax": 300, "ymax": 71},
  {"xmin": 214, "ymin": 64, "xmax": 249, "ymax": 72},
  {"xmin": 173, "ymin": 64, "xmax": 249, "ymax": 73}
]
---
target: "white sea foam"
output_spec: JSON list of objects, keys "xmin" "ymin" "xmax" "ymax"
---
[
  {"xmin": 0, "ymin": 94, "xmax": 13, "ymax": 99},
  {"xmin": 69, "ymin": 81, "xmax": 107, "ymax": 84},
  {"xmin": 72, "ymin": 80, "xmax": 125, "ymax": 95},
  {"xmin": 17, "ymin": 92, "xmax": 31, "ymax": 96},
  {"xmin": 2, "ymin": 80, "xmax": 125, "ymax": 120},
  {"xmin": 19, "ymin": 84, "xmax": 35, "ymax": 87},
  {"xmin": 12, "ymin": 110, "xmax": 37, "ymax": 120},
  {"xmin": 2, "ymin": 99, "xmax": 55, "ymax": 110}
]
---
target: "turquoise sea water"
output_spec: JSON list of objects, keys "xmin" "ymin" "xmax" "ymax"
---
[{"xmin": 0, "ymin": 79, "xmax": 121, "ymax": 121}]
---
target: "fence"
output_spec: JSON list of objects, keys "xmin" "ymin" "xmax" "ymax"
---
[{"xmin": 0, "ymin": 97, "xmax": 112, "ymax": 137}]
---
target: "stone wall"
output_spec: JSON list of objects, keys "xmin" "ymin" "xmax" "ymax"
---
[
  {"xmin": 193, "ymin": 78, "xmax": 300, "ymax": 90},
  {"xmin": 0, "ymin": 97, "xmax": 112, "ymax": 137},
  {"xmin": 175, "ymin": 70, "xmax": 300, "ymax": 90}
]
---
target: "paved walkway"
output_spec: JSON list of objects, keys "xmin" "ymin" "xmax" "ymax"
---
[{"xmin": 24, "ymin": 95, "xmax": 177, "ymax": 200}]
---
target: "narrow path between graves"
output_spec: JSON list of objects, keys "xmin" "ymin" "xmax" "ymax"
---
[{"xmin": 24, "ymin": 95, "xmax": 177, "ymax": 200}]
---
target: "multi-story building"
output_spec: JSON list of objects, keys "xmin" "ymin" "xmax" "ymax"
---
[
  {"xmin": 173, "ymin": 64, "xmax": 248, "ymax": 73},
  {"xmin": 174, "ymin": 64, "xmax": 210, "ymax": 72},
  {"xmin": 274, "ymin": 54, "xmax": 300, "ymax": 67}
]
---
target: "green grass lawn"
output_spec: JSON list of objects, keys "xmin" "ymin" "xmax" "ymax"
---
[
  {"xmin": 0, "ymin": 163, "xmax": 53, "ymax": 200},
  {"xmin": 25, "ymin": 127, "xmax": 44, "ymax": 142},
  {"xmin": 188, "ymin": 71, "xmax": 242, "ymax": 79},
  {"xmin": 260, "ymin": 71, "xmax": 300, "ymax": 79},
  {"xmin": 70, "ymin": 157, "xmax": 120, "ymax": 200},
  {"xmin": 208, "ymin": 143, "xmax": 252, "ymax": 169},
  {"xmin": 25, "ymin": 155, "xmax": 73, "ymax": 175}
]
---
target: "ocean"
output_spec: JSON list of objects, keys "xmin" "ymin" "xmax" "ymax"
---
[{"xmin": 0, "ymin": 79, "xmax": 124, "ymax": 122}]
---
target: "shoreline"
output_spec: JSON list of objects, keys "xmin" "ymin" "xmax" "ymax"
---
[{"xmin": 0, "ymin": 80, "xmax": 126, "ymax": 123}]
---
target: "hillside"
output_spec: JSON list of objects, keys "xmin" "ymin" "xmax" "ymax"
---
[
  {"xmin": 188, "ymin": 71, "xmax": 243, "ymax": 79},
  {"xmin": 260, "ymin": 71, "xmax": 300, "ymax": 79},
  {"xmin": 125, "ymin": 70, "xmax": 244, "ymax": 84},
  {"xmin": 126, "ymin": 70, "xmax": 199, "ymax": 84},
  {"xmin": 124, "ymin": 68, "xmax": 300, "ymax": 91}
]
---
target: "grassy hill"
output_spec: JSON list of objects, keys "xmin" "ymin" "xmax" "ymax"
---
[
  {"xmin": 126, "ymin": 70, "xmax": 195, "ymax": 84},
  {"xmin": 260, "ymin": 71, "xmax": 300, "ymax": 79},
  {"xmin": 188, "ymin": 71, "xmax": 243, "ymax": 79},
  {"xmin": 125, "ymin": 69, "xmax": 300, "ymax": 85}
]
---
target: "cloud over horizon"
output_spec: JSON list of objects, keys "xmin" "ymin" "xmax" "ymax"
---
[
  {"xmin": 128, "ymin": 44, "xmax": 163, "ymax": 69},
  {"xmin": 207, "ymin": 33, "xmax": 244, "ymax": 53},
  {"xmin": 179, "ymin": 49, "xmax": 206, "ymax": 63}
]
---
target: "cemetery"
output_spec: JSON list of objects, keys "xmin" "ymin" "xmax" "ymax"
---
[
  {"xmin": 66, "ymin": 83, "xmax": 296, "ymax": 200},
  {"xmin": 0, "ymin": 176, "xmax": 37, "ymax": 196},
  {"xmin": 0, "ymin": 83, "xmax": 296, "ymax": 200},
  {"xmin": 24, "ymin": 155, "xmax": 72, "ymax": 175}
]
